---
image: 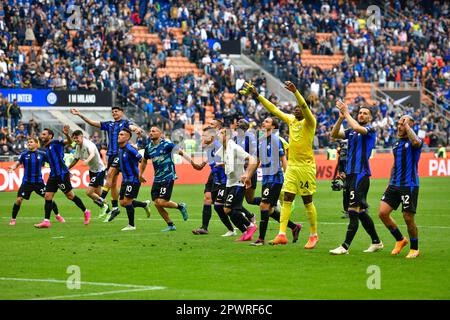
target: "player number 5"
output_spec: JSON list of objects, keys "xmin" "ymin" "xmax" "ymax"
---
[{"xmin": 350, "ymin": 191, "xmax": 355, "ymax": 200}]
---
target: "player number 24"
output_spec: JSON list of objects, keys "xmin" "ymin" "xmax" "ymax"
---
[{"xmin": 299, "ymin": 181, "xmax": 310, "ymax": 189}]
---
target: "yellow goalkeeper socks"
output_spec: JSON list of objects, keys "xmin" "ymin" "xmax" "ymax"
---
[
  {"xmin": 305, "ymin": 202, "xmax": 317, "ymax": 235},
  {"xmin": 279, "ymin": 201, "xmax": 293, "ymax": 234}
]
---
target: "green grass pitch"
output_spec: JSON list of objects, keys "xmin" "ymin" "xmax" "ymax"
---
[{"xmin": 0, "ymin": 177, "xmax": 449, "ymax": 300}]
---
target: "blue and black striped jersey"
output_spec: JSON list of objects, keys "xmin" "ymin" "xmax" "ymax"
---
[
  {"xmin": 100, "ymin": 119, "xmax": 131, "ymax": 156},
  {"xmin": 119, "ymin": 143, "xmax": 142, "ymax": 184},
  {"xmin": 234, "ymin": 130, "xmax": 258, "ymax": 156},
  {"xmin": 144, "ymin": 139, "xmax": 178, "ymax": 183},
  {"xmin": 45, "ymin": 139, "xmax": 69, "ymax": 178},
  {"xmin": 345, "ymin": 125, "xmax": 376, "ymax": 176},
  {"xmin": 205, "ymin": 140, "xmax": 227, "ymax": 185},
  {"xmin": 258, "ymin": 134, "xmax": 284, "ymax": 184},
  {"xmin": 18, "ymin": 150, "xmax": 47, "ymax": 184},
  {"xmin": 389, "ymin": 138, "xmax": 422, "ymax": 187}
]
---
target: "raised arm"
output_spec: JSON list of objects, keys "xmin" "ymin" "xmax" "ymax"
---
[
  {"xmin": 239, "ymin": 82, "xmax": 291, "ymax": 123},
  {"xmin": 129, "ymin": 124, "xmax": 144, "ymax": 135},
  {"xmin": 285, "ymin": 81, "xmax": 316, "ymax": 126},
  {"xmin": 331, "ymin": 112, "xmax": 346, "ymax": 139},
  {"xmin": 337, "ymin": 100, "xmax": 368, "ymax": 135},
  {"xmin": 70, "ymin": 108, "xmax": 101, "ymax": 128},
  {"xmin": 402, "ymin": 117, "xmax": 422, "ymax": 148},
  {"xmin": 62, "ymin": 125, "xmax": 73, "ymax": 145}
]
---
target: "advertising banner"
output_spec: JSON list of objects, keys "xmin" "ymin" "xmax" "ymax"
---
[{"xmin": 0, "ymin": 89, "xmax": 112, "ymax": 107}]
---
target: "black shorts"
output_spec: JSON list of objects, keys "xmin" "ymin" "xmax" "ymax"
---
[
  {"xmin": 107, "ymin": 154, "xmax": 121, "ymax": 170},
  {"xmin": 261, "ymin": 182, "xmax": 283, "ymax": 207},
  {"xmin": 347, "ymin": 173, "xmax": 370, "ymax": 209},
  {"xmin": 250, "ymin": 172, "xmax": 258, "ymax": 189},
  {"xmin": 381, "ymin": 185, "xmax": 419, "ymax": 214},
  {"xmin": 151, "ymin": 180, "xmax": 174, "ymax": 201},
  {"xmin": 204, "ymin": 172, "xmax": 214, "ymax": 193},
  {"xmin": 224, "ymin": 186, "xmax": 245, "ymax": 210},
  {"xmin": 89, "ymin": 170, "xmax": 106, "ymax": 188},
  {"xmin": 119, "ymin": 182, "xmax": 141, "ymax": 200},
  {"xmin": 46, "ymin": 173, "xmax": 73, "ymax": 194},
  {"xmin": 213, "ymin": 184, "xmax": 227, "ymax": 204},
  {"xmin": 17, "ymin": 182, "xmax": 46, "ymax": 200}
]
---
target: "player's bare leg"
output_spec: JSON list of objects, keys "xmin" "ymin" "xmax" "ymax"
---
[
  {"xmin": 378, "ymin": 201, "xmax": 407, "ymax": 255},
  {"xmin": 155, "ymin": 202, "xmax": 176, "ymax": 232},
  {"xmin": 154, "ymin": 198, "xmax": 188, "ymax": 222}
]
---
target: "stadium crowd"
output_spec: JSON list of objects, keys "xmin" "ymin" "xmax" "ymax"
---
[{"xmin": 0, "ymin": 0, "xmax": 448, "ymax": 154}]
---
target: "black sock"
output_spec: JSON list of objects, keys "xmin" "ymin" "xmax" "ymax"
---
[
  {"xmin": 132, "ymin": 200, "xmax": 146, "ymax": 208},
  {"xmin": 271, "ymin": 209, "xmax": 280, "ymax": 222},
  {"xmin": 410, "ymin": 238, "xmax": 418, "ymax": 250},
  {"xmin": 52, "ymin": 202, "xmax": 59, "ymax": 215},
  {"xmin": 287, "ymin": 221, "xmax": 297, "ymax": 230},
  {"xmin": 259, "ymin": 210, "xmax": 269, "ymax": 240},
  {"xmin": 389, "ymin": 227, "xmax": 404, "ymax": 241},
  {"xmin": 72, "ymin": 196, "xmax": 87, "ymax": 212},
  {"xmin": 214, "ymin": 204, "xmax": 234, "ymax": 231},
  {"xmin": 249, "ymin": 197, "xmax": 261, "ymax": 206},
  {"xmin": 240, "ymin": 206, "xmax": 254, "ymax": 221},
  {"xmin": 93, "ymin": 200, "xmax": 103, "ymax": 208},
  {"xmin": 230, "ymin": 210, "xmax": 248, "ymax": 233},
  {"xmin": 12, "ymin": 203, "xmax": 21, "ymax": 219},
  {"xmin": 125, "ymin": 204, "xmax": 135, "ymax": 226},
  {"xmin": 342, "ymin": 210, "xmax": 359, "ymax": 250},
  {"xmin": 202, "ymin": 204, "xmax": 212, "ymax": 230},
  {"xmin": 45, "ymin": 200, "xmax": 53, "ymax": 220},
  {"xmin": 111, "ymin": 199, "xmax": 119, "ymax": 208},
  {"xmin": 358, "ymin": 210, "xmax": 380, "ymax": 244},
  {"xmin": 100, "ymin": 189, "xmax": 109, "ymax": 200},
  {"xmin": 168, "ymin": 221, "xmax": 174, "ymax": 227}
]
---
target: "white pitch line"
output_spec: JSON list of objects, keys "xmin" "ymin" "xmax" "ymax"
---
[
  {"xmin": 0, "ymin": 277, "xmax": 166, "ymax": 300},
  {"xmin": 30, "ymin": 288, "xmax": 162, "ymax": 300},
  {"xmin": 0, "ymin": 277, "xmax": 165, "ymax": 289}
]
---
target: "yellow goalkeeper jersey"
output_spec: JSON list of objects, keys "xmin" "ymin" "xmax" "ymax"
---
[{"xmin": 258, "ymin": 91, "xmax": 316, "ymax": 166}]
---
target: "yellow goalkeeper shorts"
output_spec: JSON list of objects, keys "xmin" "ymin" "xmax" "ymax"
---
[{"xmin": 282, "ymin": 165, "xmax": 317, "ymax": 196}]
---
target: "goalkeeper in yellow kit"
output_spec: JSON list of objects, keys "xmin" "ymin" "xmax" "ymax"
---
[{"xmin": 240, "ymin": 81, "xmax": 318, "ymax": 248}]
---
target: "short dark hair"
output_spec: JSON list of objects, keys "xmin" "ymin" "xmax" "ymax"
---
[
  {"xmin": 358, "ymin": 105, "xmax": 374, "ymax": 118},
  {"xmin": 212, "ymin": 119, "xmax": 223, "ymax": 129},
  {"xmin": 43, "ymin": 128, "xmax": 54, "ymax": 138},
  {"xmin": 112, "ymin": 106, "xmax": 124, "ymax": 111},
  {"xmin": 72, "ymin": 130, "xmax": 83, "ymax": 137},
  {"xmin": 270, "ymin": 117, "xmax": 279, "ymax": 129},
  {"xmin": 122, "ymin": 127, "xmax": 132, "ymax": 138}
]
